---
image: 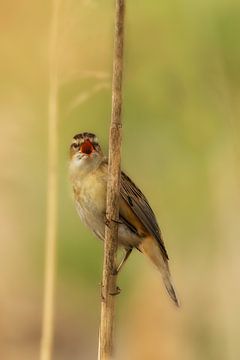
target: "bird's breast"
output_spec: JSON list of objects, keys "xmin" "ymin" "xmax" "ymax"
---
[{"xmin": 73, "ymin": 170, "xmax": 107, "ymax": 239}]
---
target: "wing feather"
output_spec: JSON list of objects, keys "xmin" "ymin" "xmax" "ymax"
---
[{"xmin": 120, "ymin": 171, "xmax": 169, "ymax": 260}]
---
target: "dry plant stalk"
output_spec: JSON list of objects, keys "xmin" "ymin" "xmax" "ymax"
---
[
  {"xmin": 40, "ymin": 0, "xmax": 60, "ymax": 359},
  {"xmin": 98, "ymin": 0, "xmax": 125, "ymax": 359}
]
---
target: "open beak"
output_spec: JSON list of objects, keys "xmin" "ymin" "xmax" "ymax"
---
[{"xmin": 80, "ymin": 139, "xmax": 95, "ymax": 155}]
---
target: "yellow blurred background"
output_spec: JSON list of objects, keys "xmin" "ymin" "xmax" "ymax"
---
[{"xmin": 1, "ymin": 0, "xmax": 240, "ymax": 359}]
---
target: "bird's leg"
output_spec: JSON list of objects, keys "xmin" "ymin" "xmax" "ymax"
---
[
  {"xmin": 113, "ymin": 248, "xmax": 133, "ymax": 275},
  {"xmin": 108, "ymin": 249, "xmax": 132, "ymax": 295}
]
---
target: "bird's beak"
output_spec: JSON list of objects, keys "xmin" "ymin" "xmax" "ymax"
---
[{"xmin": 80, "ymin": 139, "xmax": 95, "ymax": 155}]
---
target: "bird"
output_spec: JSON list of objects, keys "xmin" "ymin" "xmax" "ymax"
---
[{"xmin": 69, "ymin": 132, "xmax": 179, "ymax": 306}]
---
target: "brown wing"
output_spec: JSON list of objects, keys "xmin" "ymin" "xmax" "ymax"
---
[{"xmin": 120, "ymin": 171, "xmax": 169, "ymax": 260}]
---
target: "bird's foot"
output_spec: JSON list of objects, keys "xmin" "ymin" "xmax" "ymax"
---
[
  {"xmin": 104, "ymin": 217, "xmax": 122, "ymax": 227},
  {"xmin": 111, "ymin": 218, "xmax": 122, "ymax": 224},
  {"xmin": 109, "ymin": 286, "xmax": 121, "ymax": 296},
  {"xmin": 100, "ymin": 282, "xmax": 121, "ymax": 299},
  {"xmin": 112, "ymin": 268, "xmax": 118, "ymax": 276},
  {"xmin": 104, "ymin": 218, "xmax": 110, "ymax": 227}
]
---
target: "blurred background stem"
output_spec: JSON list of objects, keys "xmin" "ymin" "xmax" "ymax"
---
[{"xmin": 40, "ymin": 0, "xmax": 60, "ymax": 359}]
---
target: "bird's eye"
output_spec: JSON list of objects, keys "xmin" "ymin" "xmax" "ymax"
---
[{"xmin": 72, "ymin": 143, "xmax": 79, "ymax": 149}]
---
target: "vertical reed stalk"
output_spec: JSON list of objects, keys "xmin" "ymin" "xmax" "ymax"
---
[
  {"xmin": 40, "ymin": 1, "xmax": 60, "ymax": 359},
  {"xmin": 98, "ymin": 1, "xmax": 125, "ymax": 359}
]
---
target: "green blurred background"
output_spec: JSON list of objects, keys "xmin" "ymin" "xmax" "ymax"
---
[{"xmin": 1, "ymin": 0, "xmax": 240, "ymax": 359}]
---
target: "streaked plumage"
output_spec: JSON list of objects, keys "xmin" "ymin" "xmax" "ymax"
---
[{"xmin": 69, "ymin": 132, "xmax": 179, "ymax": 306}]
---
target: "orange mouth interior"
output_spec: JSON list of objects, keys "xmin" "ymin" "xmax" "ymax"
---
[{"xmin": 80, "ymin": 139, "xmax": 94, "ymax": 155}]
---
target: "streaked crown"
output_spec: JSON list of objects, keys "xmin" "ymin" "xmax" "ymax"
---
[{"xmin": 70, "ymin": 132, "xmax": 102, "ymax": 157}]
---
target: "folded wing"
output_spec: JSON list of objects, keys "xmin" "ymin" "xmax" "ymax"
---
[{"xmin": 120, "ymin": 171, "xmax": 169, "ymax": 261}]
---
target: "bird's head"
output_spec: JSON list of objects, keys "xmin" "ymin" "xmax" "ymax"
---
[{"xmin": 69, "ymin": 132, "xmax": 104, "ymax": 175}]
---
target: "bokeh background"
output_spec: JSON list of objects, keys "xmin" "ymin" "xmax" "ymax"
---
[{"xmin": 1, "ymin": 0, "xmax": 240, "ymax": 359}]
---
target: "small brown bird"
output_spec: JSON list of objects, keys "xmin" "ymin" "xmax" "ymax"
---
[{"xmin": 69, "ymin": 132, "xmax": 179, "ymax": 306}]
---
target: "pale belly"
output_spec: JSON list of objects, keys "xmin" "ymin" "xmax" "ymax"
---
[{"xmin": 73, "ymin": 173, "xmax": 141, "ymax": 248}]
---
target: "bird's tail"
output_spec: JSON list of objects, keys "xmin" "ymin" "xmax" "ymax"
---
[{"xmin": 138, "ymin": 236, "xmax": 180, "ymax": 307}]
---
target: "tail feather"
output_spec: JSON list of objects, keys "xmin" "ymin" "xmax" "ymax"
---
[{"xmin": 138, "ymin": 236, "xmax": 180, "ymax": 307}]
